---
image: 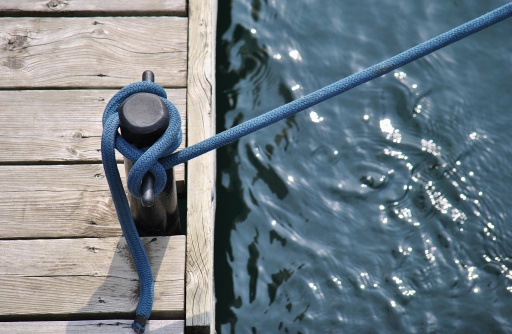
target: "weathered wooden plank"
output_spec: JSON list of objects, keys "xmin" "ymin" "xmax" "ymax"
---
[
  {"xmin": 0, "ymin": 89, "xmax": 186, "ymax": 163},
  {"xmin": 0, "ymin": 236, "xmax": 185, "ymax": 318},
  {"xmin": 0, "ymin": 17, "xmax": 187, "ymax": 88},
  {"xmin": 0, "ymin": 319, "xmax": 183, "ymax": 334},
  {"xmin": 186, "ymin": 0, "xmax": 217, "ymax": 332},
  {"xmin": 0, "ymin": 164, "xmax": 183, "ymax": 239},
  {"xmin": 0, "ymin": 0, "xmax": 186, "ymax": 15}
]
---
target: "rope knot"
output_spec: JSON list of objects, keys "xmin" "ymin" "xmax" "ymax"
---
[{"xmin": 102, "ymin": 81, "xmax": 182, "ymax": 199}]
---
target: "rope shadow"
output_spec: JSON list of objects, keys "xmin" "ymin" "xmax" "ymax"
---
[{"xmin": 66, "ymin": 235, "xmax": 183, "ymax": 332}]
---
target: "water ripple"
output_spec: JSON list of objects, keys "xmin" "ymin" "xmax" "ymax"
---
[{"xmin": 216, "ymin": 0, "xmax": 512, "ymax": 333}]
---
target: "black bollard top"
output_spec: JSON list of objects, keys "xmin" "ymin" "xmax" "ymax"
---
[
  {"xmin": 118, "ymin": 71, "xmax": 181, "ymax": 233},
  {"xmin": 118, "ymin": 92, "xmax": 169, "ymax": 149},
  {"xmin": 118, "ymin": 71, "xmax": 173, "ymax": 207}
]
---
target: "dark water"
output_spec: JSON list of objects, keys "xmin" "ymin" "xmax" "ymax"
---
[{"xmin": 214, "ymin": 1, "xmax": 512, "ymax": 333}]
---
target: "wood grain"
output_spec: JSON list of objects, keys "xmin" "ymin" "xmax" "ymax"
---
[
  {"xmin": 0, "ymin": 319, "xmax": 183, "ymax": 334},
  {"xmin": 0, "ymin": 17, "xmax": 187, "ymax": 88},
  {"xmin": 0, "ymin": 164, "xmax": 183, "ymax": 239},
  {"xmin": 0, "ymin": 0, "xmax": 186, "ymax": 15},
  {"xmin": 0, "ymin": 1, "xmax": 194, "ymax": 328},
  {"xmin": 0, "ymin": 89, "xmax": 186, "ymax": 163},
  {"xmin": 0, "ymin": 236, "xmax": 185, "ymax": 318},
  {"xmin": 186, "ymin": 0, "xmax": 217, "ymax": 331}
]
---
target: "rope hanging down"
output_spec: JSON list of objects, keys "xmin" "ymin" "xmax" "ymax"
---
[
  {"xmin": 101, "ymin": 83, "xmax": 179, "ymax": 333},
  {"xmin": 101, "ymin": 3, "xmax": 512, "ymax": 333}
]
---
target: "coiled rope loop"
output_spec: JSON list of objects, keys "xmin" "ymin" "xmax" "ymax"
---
[
  {"xmin": 101, "ymin": 81, "xmax": 182, "ymax": 333},
  {"xmin": 102, "ymin": 81, "xmax": 182, "ymax": 198}
]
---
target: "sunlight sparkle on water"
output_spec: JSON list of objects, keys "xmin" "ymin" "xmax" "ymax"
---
[
  {"xmin": 384, "ymin": 148, "xmax": 408, "ymax": 160},
  {"xmin": 380, "ymin": 119, "xmax": 402, "ymax": 143},
  {"xmin": 310, "ymin": 111, "xmax": 324, "ymax": 123},
  {"xmin": 398, "ymin": 246, "xmax": 413, "ymax": 255},
  {"xmin": 396, "ymin": 207, "xmax": 412, "ymax": 222},
  {"xmin": 289, "ymin": 49, "xmax": 302, "ymax": 61},
  {"xmin": 467, "ymin": 266, "xmax": 479, "ymax": 280},
  {"xmin": 451, "ymin": 208, "xmax": 467, "ymax": 223},
  {"xmin": 421, "ymin": 139, "xmax": 441, "ymax": 156},
  {"xmin": 380, "ymin": 118, "xmax": 394, "ymax": 134},
  {"xmin": 394, "ymin": 71, "xmax": 407, "ymax": 79},
  {"xmin": 332, "ymin": 277, "xmax": 342, "ymax": 286}
]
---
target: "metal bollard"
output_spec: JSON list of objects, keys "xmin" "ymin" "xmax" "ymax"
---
[{"xmin": 118, "ymin": 70, "xmax": 180, "ymax": 236}]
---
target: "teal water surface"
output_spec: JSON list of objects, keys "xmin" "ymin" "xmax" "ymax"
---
[{"xmin": 215, "ymin": 1, "xmax": 512, "ymax": 333}]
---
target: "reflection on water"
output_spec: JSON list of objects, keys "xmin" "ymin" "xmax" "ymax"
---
[{"xmin": 216, "ymin": 1, "xmax": 512, "ymax": 333}]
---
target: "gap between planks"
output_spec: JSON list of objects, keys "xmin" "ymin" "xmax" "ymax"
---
[
  {"xmin": 0, "ymin": 0, "xmax": 186, "ymax": 16},
  {"xmin": 0, "ymin": 319, "xmax": 183, "ymax": 334}
]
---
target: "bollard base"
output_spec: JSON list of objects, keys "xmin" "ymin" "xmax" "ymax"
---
[{"xmin": 124, "ymin": 159, "xmax": 181, "ymax": 237}]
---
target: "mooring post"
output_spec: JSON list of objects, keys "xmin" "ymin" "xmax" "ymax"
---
[{"xmin": 118, "ymin": 70, "xmax": 180, "ymax": 236}]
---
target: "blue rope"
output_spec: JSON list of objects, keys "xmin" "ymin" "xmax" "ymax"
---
[
  {"xmin": 161, "ymin": 2, "xmax": 512, "ymax": 169},
  {"xmin": 101, "ymin": 82, "xmax": 181, "ymax": 333},
  {"xmin": 101, "ymin": 3, "xmax": 512, "ymax": 332}
]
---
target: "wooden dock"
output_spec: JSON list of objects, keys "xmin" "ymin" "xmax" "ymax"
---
[{"xmin": 0, "ymin": 1, "xmax": 216, "ymax": 333}]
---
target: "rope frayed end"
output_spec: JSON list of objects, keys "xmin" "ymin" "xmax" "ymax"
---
[{"xmin": 132, "ymin": 315, "xmax": 148, "ymax": 333}]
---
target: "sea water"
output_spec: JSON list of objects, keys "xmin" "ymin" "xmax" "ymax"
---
[{"xmin": 215, "ymin": 1, "xmax": 512, "ymax": 333}]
